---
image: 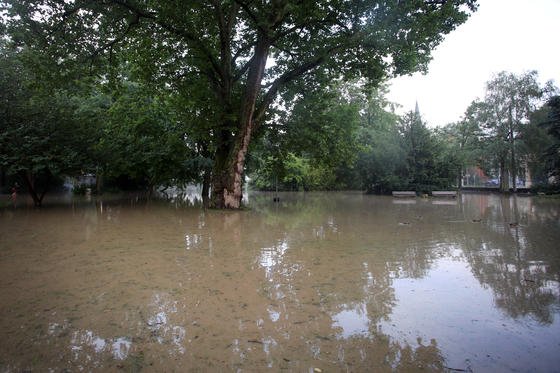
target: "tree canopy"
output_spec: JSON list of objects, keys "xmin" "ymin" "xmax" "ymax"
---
[{"xmin": 0, "ymin": 43, "xmax": 95, "ymax": 205}]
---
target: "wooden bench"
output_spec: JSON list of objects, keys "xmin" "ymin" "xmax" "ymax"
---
[
  {"xmin": 392, "ymin": 191, "xmax": 416, "ymax": 198},
  {"xmin": 432, "ymin": 191, "xmax": 457, "ymax": 198}
]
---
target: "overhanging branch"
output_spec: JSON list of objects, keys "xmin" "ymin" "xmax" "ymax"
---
[
  {"xmin": 253, "ymin": 44, "xmax": 343, "ymax": 124},
  {"xmin": 233, "ymin": 0, "xmax": 266, "ymax": 35},
  {"xmin": 108, "ymin": 0, "xmax": 223, "ymax": 82},
  {"xmin": 89, "ymin": 13, "xmax": 140, "ymax": 60}
]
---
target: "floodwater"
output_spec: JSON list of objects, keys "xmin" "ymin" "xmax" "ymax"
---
[{"xmin": 1, "ymin": 192, "xmax": 559, "ymax": 372}]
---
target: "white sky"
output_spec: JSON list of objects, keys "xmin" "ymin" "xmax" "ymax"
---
[{"xmin": 386, "ymin": 0, "xmax": 560, "ymax": 127}]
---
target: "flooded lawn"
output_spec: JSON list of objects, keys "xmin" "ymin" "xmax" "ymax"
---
[{"xmin": 1, "ymin": 192, "xmax": 559, "ymax": 372}]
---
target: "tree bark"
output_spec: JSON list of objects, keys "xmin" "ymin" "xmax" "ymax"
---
[
  {"xmin": 508, "ymin": 105, "xmax": 517, "ymax": 192},
  {"xmin": 20, "ymin": 170, "xmax": 50, "ymax": 207},
  {"xmin": 499, "ymin": 160, "xmax": 509, "ymax": 193},
  {"xmin": 96, "ymin": 171, "xmax": 103, "ymax": 195},
  {"xmin": 0, "ymin": 167, "xmax": 5, "ymax": 190},
  {"xmin": 201, "ymin": 167, "xmax": 211, "ymax": 208},
  {"xmin": 510, "ymin": 142, "xmax": 517, "ymax": 192},
  {"xmin": 210, "ymin": 35, "xmax": 270, "ymax": 209}
]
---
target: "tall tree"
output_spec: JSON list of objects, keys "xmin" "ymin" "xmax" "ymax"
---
[
  {"xmin": 0, "ymin": 44, "xmax": 94, "ymax": 206},
  {"xmin": 482, "ymin": 71, "xmax": 548, "ymax": 191},
  {"xmin": 519, "ymin": 104, "xmax": 554, "ymax": 185},
  {"xmin": 441, "ymin": 101, "xmax": 485, "ymax": 187},
  {"xmin": 464, "ymin": 99, "xmax": 510, "ymax": 190},
  {"xmin": 398, "ymin": 106, "xmax": 437, "ymax": 191},
  {"xmin": 355, "ymin": 84, "xmax": 405, "ymax": 193},
  {"xmin": 539, "ymin": 96, "xmax": 560, "ymax": 182},
  {"xmin": 5, "ymin": 0, "xmax": 478, "ymax": 208}
]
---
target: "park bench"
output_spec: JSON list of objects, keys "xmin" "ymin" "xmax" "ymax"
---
[
  {"xmin": 392, "ymin": 191, "xmax": 416, "ymax": 198},
  {"xmin": 432, "ymin": 191, "xmax": 457, "ymax": 198}
]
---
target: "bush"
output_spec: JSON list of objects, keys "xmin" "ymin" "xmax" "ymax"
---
[{"xmin": 530, "ymin": 183, "xmax": 560, "ymax": 195}]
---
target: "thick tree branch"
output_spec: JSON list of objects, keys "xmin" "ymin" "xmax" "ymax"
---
[
  {"xmin": 226, "ymin": 3, "xmax": 240, "ymax": 35},
  {"xmin": 107, "ymin": 0, "xmax": 155, "ymax": 18},
  {"xmin": 254, "ymin": 44, "xmax": 343, "ymax": 124},
  {"xmin": 270, "ymin": 14, "xmax": 348, "ymax": 44},
  {"xmin": 254, "ymin": 30, "xmax": 361, "ymax": 125},
  {"xmin": 233, "ymin": 0, "xmax": 266, "ymax": 35},
  {"xmin": 211, "ymin": 0, "xmax": 234, "ymax": 85},
  {"xmin": 233, "ymin": 55, "xmax": 255, "ymax": 82},
  {"xmin": 108, "ymin": 0, "xmax": 223, "ymax": 82},
  {"xmin": 90, "ymin": 13, "xmax": 140, "ymax": 60},
  {"xmin": 51, "ymin": 2, "xmax": 84, "ymax": 31}
]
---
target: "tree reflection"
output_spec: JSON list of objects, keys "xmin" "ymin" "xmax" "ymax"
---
[
  {"xmin": 460, "ymin": 194, "xmax": 560, "ymax": 324},
  {"xmin": 219, "ymin": 192, "xmax": 449, "ymax": 370}
]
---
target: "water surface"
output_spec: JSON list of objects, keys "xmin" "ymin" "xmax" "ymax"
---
[{"xmin": 1, "ymin": 192, "xmax": 559, "ymax": 372}]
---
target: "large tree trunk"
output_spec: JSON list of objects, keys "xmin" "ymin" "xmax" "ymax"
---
[
  {"xmin": 210, "ymin": 35, "xmax": 270, "ymax": 209},
  {"xmin": 510, "ymin": 146, "xmax": 517, "ymax": 192},
  {"xmin": 201, "ymin": 167, "xmax": 211, "ymax": 208},
  {"xmin": 0, "ymin": 167, "xmax": 5, "ymax": 189},
  {"xmin": 499, "ymin": 160, "xmax": 509, "ymax": 193},
  {"xmin": 508, "ymin": 115, "xmax": 517, "ymax": 192},
  {"xmin": 96, "ymin": 170, "xmax": 103, "ymax": 195},
  {"xmin": 20, "ymin": 170, "xmax": 50, "ymax": 207},
  {"xmin": 510, "ymin": 133, "xmax": 518, "ymax": 192}
]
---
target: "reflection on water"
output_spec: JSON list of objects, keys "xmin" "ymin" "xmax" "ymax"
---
[
  {"xmin": 70, "ymin": 330, "xmax": 132, "ymax": 360},
  {"xmin": 1, "ymin": 192, "xmax": 560, "ymax": 371},
  {"xmin": 333, "ymin": 302, "xmax": 370, "ymax": 338},
  {"xmin": 145, "ymin": 293, "xmax": 187, "ymax": 355}
]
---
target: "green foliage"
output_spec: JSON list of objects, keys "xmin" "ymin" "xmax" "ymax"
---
[
  {"xmin": 439, "ymin": 104, "xmax": 485, "ymax": 182},
  {"xmin": 249, "ymin": 83, "xmax": 363, "ymax": 191},
  {"xmin": 97, "ymin": 82, "xmax": 196, "ymax": 189},
  {"xmin": 355, "ymin": 86, "xmax": 407, "ymax": 193},
  {"xmin": 4, "ymin": 0, "xmax": 479, "ymax": 207},
  {"xmin": 520, "ymin": 106, "xmax": 554, "ymax": 184},
  {"xmin": 397, "ymin": 110, "xmax": 457, "ymax": 192},
  {"xmin": 474, "ymin": 71, "xmax": 549, "ymax": 190},
  {"xmin": 429, "ymin": 72, "xmax": 560, "ymax": 192},
  {"xmin": 0, "ymin": 41, "xmax": 202, "ymax": 200},
  {"xmin": 539, "ymin": 96, "xmax": 560, "ymax": 182},
  {"xmin": 0, "ymin": 43, "xmax": 95, "ymax": 204},
  {"xmin": 250, "ymin": 83, "xmax": 460, "ymax": 193},
  {"xmin": 357, "ymin": 138, "xmax": 408, "ymax": 193},
  {"xmin": 282, "ymin": 153, "xmax": 312, "ymax": 191}
]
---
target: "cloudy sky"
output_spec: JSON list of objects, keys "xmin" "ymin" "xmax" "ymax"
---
[{"xmin": 387, "ymin": 0, "xmax": 560, "ymax": 127}]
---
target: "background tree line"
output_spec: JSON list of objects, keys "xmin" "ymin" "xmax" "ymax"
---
[
  {"xmin": 248, "ymin": 72, "xmax": 560, "ymax": 194},
  {"xmin": 3, "ymin": 37, "xmax": 557, "ymax": 203}
]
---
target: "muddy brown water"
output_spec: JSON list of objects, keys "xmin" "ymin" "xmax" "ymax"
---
[{"xmin": 1, "ymin": 192, "xmax": 559, "ymax": 372}]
